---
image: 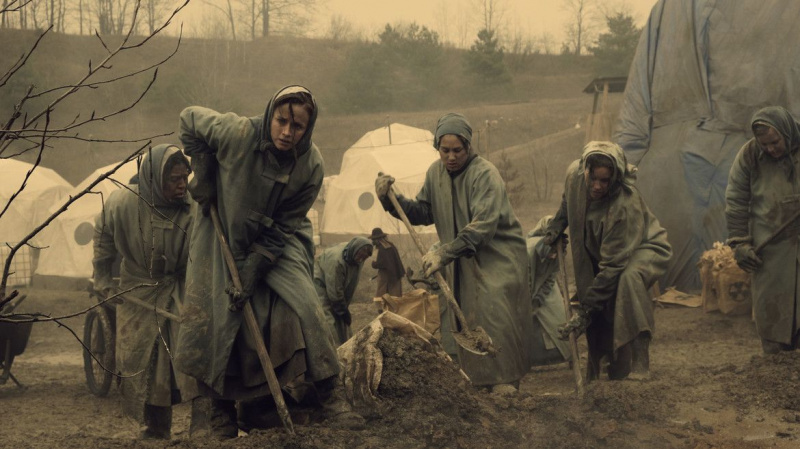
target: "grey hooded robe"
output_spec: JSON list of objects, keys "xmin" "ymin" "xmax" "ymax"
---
[
  {"xmin": 174, "ymin": 87, "xmax": 339, "ymax": 400},
  {"xmin": 92, "ymin": 144, "xmax": 197, "ymax": 409},
  {"xmin": 726, "ymin": 106, "xmax": 800, "ymax": 345},
  {"xmin": 387, "ymin": 155, "xmax": 532, "ymax": 387}
]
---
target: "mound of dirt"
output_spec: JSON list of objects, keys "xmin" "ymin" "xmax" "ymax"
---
[
  {"xmin": 729, "ymin": 352, "xmax": 800, "ymax": 411},
  {"xmin": 236, "ymin": 329, "xmax": 525, "ymax": 449}
]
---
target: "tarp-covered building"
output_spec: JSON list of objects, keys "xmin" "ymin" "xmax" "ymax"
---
[{"xmin": 615, "ymin": 0, "xmax": 800, "ymax": 290}]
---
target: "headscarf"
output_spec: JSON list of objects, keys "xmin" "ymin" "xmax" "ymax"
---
[
  {"xmin": 342, "ymin": 237, "xmax": 373, "ymax": 265},
  {"xmin": 137, "ymin": 144, "xmax": 190, "ymax": 208},
  {"xmin": 259, "ymin": 85, "xmax": 318, "ymax": 159},
  {"xmin": 434, "ymin": 113, "xmax": 472, "ymax": 150},
  {"xmin": 751, "ymin": 106, "xmax": 800, "ymax": 156},
  {"xmin": 579, "ymin": 141, "xmax": 637, "ymax": 195}
]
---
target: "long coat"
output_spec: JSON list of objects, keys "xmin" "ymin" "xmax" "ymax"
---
[
  {"xmin": 92, "ymin": 146, "xmax": 196, "ymax": 408},
  {"xmin": 389, "ymin": 156, "xmax": 532, "ymax": 386},
  {"xmin": 174, "ymin": 105, "xmax": 339, "ymax": 400},
  {"xmin": 314, "ymin": 241, "xmax": 366, "ymax": 344},
  {"xmin": 552, "ymin": 145, "xmax": 672, "ymax": 353},
  {"xmin": 727, "ymin": 138, "xmax": 800, "ymax": 344},
  {"xmin": 372, "ymin": 240, "xmax": 404, "ymax": 298}
]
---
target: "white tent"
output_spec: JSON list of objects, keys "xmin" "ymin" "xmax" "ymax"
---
[
  {"xmin": 0, "ymin": 159, "xmax": 72, "ymax": 245},
  {"xmin": 35, "ymin": 160, "xmax": 139, "ymax": 279},
  {"xmin": 321, "ymin": 124, "xmax": 438, "ymax": 235}
]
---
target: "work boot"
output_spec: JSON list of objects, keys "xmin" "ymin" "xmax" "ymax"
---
[
  {"xmin": 209, "ymin": 399, "xmax": 239, "ymax": 440},
  {"xmin": 761, "ymin": 338, "xmax": 781, "ymax": 355},
  {"xmin": 313, "ymin": 376, "xmax": 365, "ymax": 430},
  {"xmin": 140, "ymin": 404, "xmax": 171, "ymax": 440},
  {"xmin": 238, "ymin": 396, "xmax": 281, "ymax": 432},
  {"xmin": 629, "ymin": 334, "xmax": 651, "ymax": 380},
  {"xmin": 189, "ymin": 396, "xmax": 212, "ymax": 438}
]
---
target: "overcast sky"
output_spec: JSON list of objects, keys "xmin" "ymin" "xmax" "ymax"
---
[{"xmin": 178, "ymin": 0, "xmax": 660, "ymax": 48}]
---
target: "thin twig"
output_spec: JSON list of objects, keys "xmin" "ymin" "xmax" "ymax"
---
[{"xmin": 52, "ymin": 317, "xmax": 144, "ymax": 380}]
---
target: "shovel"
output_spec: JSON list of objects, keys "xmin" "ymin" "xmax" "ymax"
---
[
  {"xmin": 209, "ymin": 205, "xmax": 295, "ymax": 435},
  {"xmin": 555, "ymin": 239, "xmax": 585, "ymax": 395},
  {"xmin": 386, "ymin": 187, "xmax": 495, "ymax": 357},
  {"xmin": 755, "ymin": 208, "xmax": 800, "ymax": 254}
]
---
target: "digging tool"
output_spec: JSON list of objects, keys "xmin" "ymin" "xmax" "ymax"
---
[
  {"xmin": 755, "ymin": 208, "xmax": 800, "ymax": 254},
  {"xmin": 556, "ymin": 239, "xmax": 585, "ymax": 396},
  {"xmin": 119, "ymin": 294, "xmax": 181, "ymax": 323},
  {"xmin": 386, "ymin": 187, "xmax": 495, "ymax": 356},
  {"xmin": 209, "ymin": 205, "xmax": 295, "ymax": 435}
]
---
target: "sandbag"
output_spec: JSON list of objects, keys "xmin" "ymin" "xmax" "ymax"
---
[
  {"xmin": 337, "ymin": 312, "xmax": 461, "ymax": 413},
  {"xmin": 698, "ymin": 242, "xmax": 752, "ymax": 315},
  {"xmin": 374, "ymin": 288, "xmax": 440, "ymax": 334}
]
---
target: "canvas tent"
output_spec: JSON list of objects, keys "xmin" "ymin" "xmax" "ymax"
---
[
  {"xmin": 321, "ymin": 124, "xmax": 438, "ymax": 235},
  {"xmin": 614, "ymin": 0, "xmax": 800, "ymax": 290},
  {"xmin": 34, "ymin": 160, "xmax": 139, "ymax": 279},
  {"xmin": 0, "ymin": 159, "xmax": 72, "ymax": 245}
]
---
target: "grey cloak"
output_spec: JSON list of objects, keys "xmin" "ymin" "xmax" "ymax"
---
[
  {"xmin": 726, "ymin": 106, "xmax": 800, "ymax": 345},
  {"xmin": 93, "ymin": 144, "xmax": 197, "ymax": 409},
  {"xmin": 174, "ymin": 87, "xmax": 339, "ymax": 400},
  {"xmin": 388, "ymin": 156, "xmax": 532, "ymax": 387}
]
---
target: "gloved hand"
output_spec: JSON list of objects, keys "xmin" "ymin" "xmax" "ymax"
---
[
  {"xmin": 226, "ymin": 252, "xmax": 271, "ymax": 311},
  {"xmin": 374, "ymin": 172, "xmax": 396, "ymax": 200},
  {"xmin": 538, "ymin": 231, "xmax": 568, "ymax": 260},
  {"xmin": 188, "ymin": 153, "xmax": 218, "ymax": 216},
  {"xmin": 331, "ymin": 302, "xmax": 352, "ymax": 326},
  {"xmin": 422, "ymin": 242, "xmax": 452, "ymax": 277},
  {"xmin": 733, "ymin": 243, "xmax": 762, "ymax": 273},
  {"xmin": 557, "ymin": 308, "xmax": 591, "ymax": 340}
]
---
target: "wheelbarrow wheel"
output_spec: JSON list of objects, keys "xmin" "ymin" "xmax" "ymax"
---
[{"xmin": 83, "ymin": 308, "xmax": 115, "ymax": 397}]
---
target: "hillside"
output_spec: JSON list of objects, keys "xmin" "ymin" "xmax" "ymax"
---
[{"xmin": 1, "ymin": 30, "xmax": 598, "ymax": 183}]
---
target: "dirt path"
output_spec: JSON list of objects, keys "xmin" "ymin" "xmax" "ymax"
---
[{"xmin": 2, "ymin": 288, "xmax": 799, "ymax": 448}]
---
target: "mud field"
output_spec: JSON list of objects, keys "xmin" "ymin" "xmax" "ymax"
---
[{"xmin": 2, "ymin": 288, "xmax": 800, "ymax": 448}]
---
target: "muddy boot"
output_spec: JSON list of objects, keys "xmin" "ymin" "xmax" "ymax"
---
[
  {"xmin": 313, "ymin": 376, "xmax": 365, "ymax": 430},
  {"xmin": 189, "ymin": 396, "xmax": 212, "ymax": 438},
  {"xmin": 607, "ymin": 343, "xmax": 632, "ymax": 381},
  {"xmin": 140, "ymin": 404, "xmax": 171, "ymax": 440},
  {"xmin": 209, "ymin": 399, "xmax": 238, "ymax": 440},
  {"xmin": 629, "ymin": 334, "xmax": 651, "ymax": 380},
  {"xmin": 238, "ymin": 396, "xmax": 281, "ymax": 432}
]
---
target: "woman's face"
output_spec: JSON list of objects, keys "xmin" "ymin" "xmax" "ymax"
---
[
  {"xmin": 354, "ymin": 247, "xmax": 372, "ymax": 264},
  {"xmin": 270, "ymin": 102, "xmax": 310, "ymax": 151},
  {"xmin": 756, "ymin": 126, "xmax": 787, "ymax": 159},
  {"xmin": 438, "ymin": 134, "xmax": 469, "ymax": 173}
]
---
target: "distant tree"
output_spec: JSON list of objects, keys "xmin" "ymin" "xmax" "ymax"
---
[
  {"xmin": 588, "ymin": 12, "xmax": 640, "ymax": 77},
  {"xmin": 561, "ymin": 0, "xmax": 596, "ymax": 56},
  {"xmin": 465, "ymin": 28, "xmax": 511, "ymax": 84},
  {"xmin": 326, "ymin": 13, "xmax": 357, "ymax": 42}
]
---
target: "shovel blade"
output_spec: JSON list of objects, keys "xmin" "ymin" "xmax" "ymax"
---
[{"xmin": 453, "ymin": 326, "xmax": 496, "ymax": 357}]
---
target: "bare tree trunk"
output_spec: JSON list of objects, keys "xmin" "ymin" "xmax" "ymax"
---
[
  {"xmin": 261, "ymin": 0, "xmax": 269, "ymax": 37},
  {"xmin": 227, "ymin": 0, "xmax": 236, "ymax": 40},
  {"xmin": 147, "ymin": 0, "xmax": 155, "ymax": 34},
  {"xmin": 1, "ymin": 0, "xmax": 7, "ymax": 28},
  {"xmin": 79, "ymin": 0, "xmax": 83, "ymax": 34}
]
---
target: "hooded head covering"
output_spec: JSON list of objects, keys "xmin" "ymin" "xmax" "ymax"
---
[
  {"xmin": 138, "ymin": 144, "xmax": 190, "ymax": 208},
  {"xmin": 342, "ymin": 237, "xmax": 373, "ymax": 265},
  {"xmin": 750, "ymin": 106, "xmax": 800, "ymax": 156},
  {"xmin": 259, "ymin": 85, "xmax": 318, "ymax": 158},
  {"xmin": 434, "ymin": 113, "xmax": 473, "ymax": 150},
  {"xmin": 579, "ymin": 141, "xmax": 637, "ymax": 196}
]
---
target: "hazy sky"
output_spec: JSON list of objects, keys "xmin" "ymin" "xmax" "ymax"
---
[{"xmin": 179, "ymin": 0, "xmax": 660, "ymax": 47}]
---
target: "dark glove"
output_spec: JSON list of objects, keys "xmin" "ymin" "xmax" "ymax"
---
[
  {"xmin": 733, "ymin": 243, "xmax": 762, "ymax": 273},
  {"xmin": 331, "ymin": 301, "xmax": 352, "ymax": 326},
  {"xmin": 226, "ymin": 252, "xmax": 272, "ymax": 311},
  {"xmin": 537, "ymin": 231, "xmax": 567, "ymax": 260},
  {"xmin": 188, "ymin": 153, "xmax": 218, "ymax": 216},
  {"xmin": 557, "ymin": 308, "xmax": 591, "ymax": 340}
]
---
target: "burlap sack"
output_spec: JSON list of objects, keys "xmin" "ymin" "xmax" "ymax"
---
[
  {"xmin": 715, "ymin": 264, "xmax": 752, "ymax": 316},
  {"xmin": 374, "ymin": 288, "xmax": 440, "ymax": 334}
]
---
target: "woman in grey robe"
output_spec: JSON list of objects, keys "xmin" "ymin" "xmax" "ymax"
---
[
  {"xmin": 314, "ymin": 237, "xmax": 373, "ymax": 344},
  {"xmin": 374, "ymin": 113, "xmax": 532, "ymax": 393},
  {"xmin": 93, "ymin": 144, "xmax": 197, "ymax": 439}
]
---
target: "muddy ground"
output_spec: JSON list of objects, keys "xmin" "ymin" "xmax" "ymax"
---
[{"xmin": 2, "ymin": 288, "xmax": 800, "ymax": 448}]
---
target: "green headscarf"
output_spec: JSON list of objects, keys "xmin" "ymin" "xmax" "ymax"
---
[
  {"xmin": 750, "ymin": 106, "xmax": 800, "ymax": 156},
  {"xmin": 259, "ymin": 85, "xmax": 318, "ymax": 158},
  {"xmin": 434, "ymin": 113, "xmax": 473, "ymax": 150},
  {"xmin": 138, "ymin": 144, "xmax": 190, "ymax": 208},
  {"xmin": 579, "ymin": 141, "xmax": 637, "ymax": 194},
  {"xmin": 342, "ymin": 237, "xmax": 373, "ymax": 265}
]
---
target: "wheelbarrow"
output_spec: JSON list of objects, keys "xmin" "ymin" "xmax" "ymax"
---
[
  {"xmin": 83, "ymin": 283, "xmax": 117, "ymax": 397},
  {"xmin": 0, "ymin": 294, "xmax": 33, "ymax": 389}
]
